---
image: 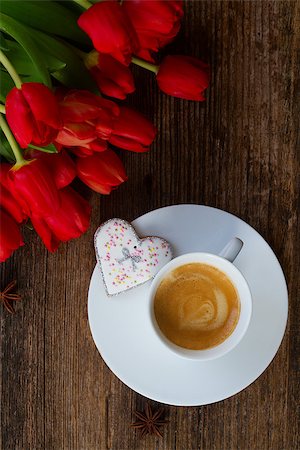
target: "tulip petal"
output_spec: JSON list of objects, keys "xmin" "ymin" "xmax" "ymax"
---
[
  {"xmin": 156, "ymin": 55, "xmax": 210, "ymax": 101},
  {"xmin": 94, "ymin": 150, "xmax": 127, "ymax": 183},
  {"xmin": 5, "ymin": 87, "xmax": 34, "ymax": 148},
  {"xmin": 55, "ymin": 125, "xmax": 96, "ymax": 147},
  {"xmin": 109, "ymin": 135, "xmax": 149, "ymax": 153},
  {"xmin": 0, "ymin": 163, "xmax": 13, "ymax": 187},
  {"xmin": 60, "ymin": 94, "xmax": 102, "ymax": 123},
  {"xmin": 8, "ymin": 159, "xmax": 60, "ymax": 216},
  {"xmin": 92, "ymin": 95, "xmax": 120, "ymax": 118},
  {"xmin": 0, "ymin": 210, "xmax": 24, "ymax": 262},
  {"xmin": 50, "ymin": 150, "xmax": 76, "ymax": 189},
  {"xmin": 68, "ymin": 147, "xmax": 94, "ymax": 158},
  {"xmin": 61, "ymin": 89, "xmax": 119, "ymax": 112},
  {"xmin": 123, "ymin": 0, "xmax": 183, "ymax": 61},
  {"xmin": 31, "ymin": 120, "xmax": 58, "ymax": 147},
  {"xmin": 109, "ymin": 106, "xmax": 156, "ymax": 152},
  {"xmin": 21, "ymin": 82, "xmax": 61, "ymax": 128},
  {"xmin": 0, "ymin": 164, "xmax": 26, "ymax": 212},
  {"xmin": 89, "ymin": 53, "xmax": 135, "ymax": 99},
  {"xmin": 26, "ymin": 149, "xmax": 76, "ymax": 189},
  {"xmin": 97, "ymin": 54, "xmax": 135, "ymax": 90},
  {"xmin": 31, "ymin": 214, "xmax": 60, "ymax": 252},
  {"xmin": 64, "ymin": 123, "xmax": 96, "ymax": 140},
  {"xmin": 44, "ymin": 187, "xmax": 91, "ymax": 241},
  {"xmin": 134, "ymin": 47, "xmax": 156, "ymax": 63},
  {"xmin": 76, "ymin": 150, "xmax": 127, "ymax": 193},
  {"xmin": 91, "ymin": 71, "xmax": 127, "ymax": 100},
  {"xmin": 95, "ymin": 110, "xmax": 116, "ymax": 140},
  {"xmin": 55, "ymin": 135, "xmax": 96, "ymax": 148},
  {"xmin": 0, "ymin": 184, "xmax": 26, "ymax": 223},
  {"xmin": 84, "ymin": 181, "xmax": 113, "ymax": 195},
  {"xmin": 78, "ymin": 1, "xmax": 139, "ymax": 65},
  {"xmin": 88, "ymin": 139, "xmax": 108, "ymax": 152},
  {"xmin": 59, "ymin": 90, "xmax": 119, "ymax": 127}
]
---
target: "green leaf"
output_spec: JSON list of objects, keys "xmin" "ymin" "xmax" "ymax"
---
[
  {"xmin": 0, "ymin": 13, "xmax": 51, "ymax": 87},
  {"xmin": 0, "ymin": 32, "xmax": 9, "ymax": 51},
  {"xmin": 1, "ymin": 1, "xmax": 89, "ymax": 46},
  {"xmin": 28, "ymin": 143, "xmax": 58, "ymax": 154},
  {"xmin": 0, "ymin": 130, "xmax": 16, "ymax": 162},
  {"xmin": 58, "ymin": 1, "xmax": 87, "ymax": 15},
  {"xmin": 29, "ymin": 28, "xmax": 98, "ymax": 92},
  {"xmin": 0, "ymin": 70, "xmax": 14, "ymax": 102},
  {"xmin": 2, "ymin": 40, "xmax": 66, "ymax": 76},
  {"xmin": 2, "ymin": 69, "xmax": 43, "ymax": 84}
]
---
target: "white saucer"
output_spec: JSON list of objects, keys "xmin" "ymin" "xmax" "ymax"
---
[{"xmin": 88, "ymin": 205, "xmax": 288, "ymax": 406}]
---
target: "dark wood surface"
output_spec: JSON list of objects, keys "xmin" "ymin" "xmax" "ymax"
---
[{"xmin": 1, "ymin": 1, "xmax": 299, "ymax": 449}]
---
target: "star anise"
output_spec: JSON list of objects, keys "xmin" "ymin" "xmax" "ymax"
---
[
  {"xmin": 0, "ymin": 280, "xmax": 22, "ymax": 314},
  {"xmin": 130, "ymin": 403, "xmax": 168, "ymax": 438}
]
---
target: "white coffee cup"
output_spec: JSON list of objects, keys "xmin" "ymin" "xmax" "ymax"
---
[{"xmin": 149, "ymin": 239, "xmax": 252, "ymax": 361}]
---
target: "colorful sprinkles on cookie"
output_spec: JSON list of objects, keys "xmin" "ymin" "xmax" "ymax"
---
[{"xmin": 94, "ymin": 219, "xmax": 173, "ymax": 296}]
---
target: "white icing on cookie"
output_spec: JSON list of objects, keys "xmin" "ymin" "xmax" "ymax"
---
[{"xmin": 94, "ymin": 218, "xmax": 173, "ymax": 296}]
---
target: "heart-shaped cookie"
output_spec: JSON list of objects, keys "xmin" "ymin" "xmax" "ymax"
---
[{"xmin": 94, "ymin": 218, "xmax": 173, "ymax": 296}]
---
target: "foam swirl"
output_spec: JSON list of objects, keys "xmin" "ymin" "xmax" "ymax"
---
[{"xmin": 179, "ymin": 287, "xmax": 228, "ymax": 331}]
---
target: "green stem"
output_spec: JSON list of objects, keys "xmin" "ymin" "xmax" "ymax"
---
[
  {"xmin": 131, "ymin": 56, "xmax": 159, "ymax": 74},
  {"xmin": 0, "ymin": 104, "xmax": 5, "ymax": 114},
  {"xmin": 0, "ymin": 114, "xmax": 25, "ymax": 164},
  {"xmin": 72, "ymin": 0, "xmax": 93, "ymax": 10},
  {"xmin": 0, "ymin": 48, "xmax": 22, "ymax": 88}
]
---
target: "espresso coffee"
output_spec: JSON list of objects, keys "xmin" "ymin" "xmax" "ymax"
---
[{"xmin": 153, "ymin": 263, "xmax": 240, "ymax": 350}]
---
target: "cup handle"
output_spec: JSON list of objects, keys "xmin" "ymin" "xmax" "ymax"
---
[{"xmin": 218, "ymin": 238, "xmax": 243, "ymax": 263}]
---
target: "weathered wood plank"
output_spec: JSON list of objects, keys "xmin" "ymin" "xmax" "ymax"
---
[{"xmin": 1, "ymin": 1, "xmax": 299, "ymax": 449}]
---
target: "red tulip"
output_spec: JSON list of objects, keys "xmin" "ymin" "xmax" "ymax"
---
[
  {"xmin": 0, "ymin": 184, "xmax": 26, "ymax": 223},
  {"xmin": 0, "ymin": 163, "xmax": 26, "ymax": 223},
  {"xmin": 30, "ymin": 214, "xmax": 60, "ymax": 253},
  {"xmin": 48, "ymin": 150, "xmax": 76, "ymax": 188},
  {"xmin": 86, "ymin": 51, "xmax": 135, "ymax": 100},
  {"xmin": 32, "ymin": 187, "xmax": 91, "ymax": 250},
  {"xmin": 68, "ymin": 147, "xmax": 94, "ymax": 158},
  {"xmin": 45, "ymin": 187, "xmax": 91, "ymax": 241},
  {"xmin": 109, "ymin": 107, "xmax": 156, "ymax": 152},
  {"xmin": 156, "ymin": 55, "xmax": 210, "ymax": 101},
  {"xmin": 123, "ymin": 1, "xmax": 183, "ymax": 62},
  {"xmin": 55, "ymin": 90, "xmax": 119, "ymax": 150},
  {"xmin": 76, "ymin": 150, "xmax": 127, "ymax": 194},
  {"xmin": 78, "ymin": 1, "xmax": 139, "ymax": 66},
  {"xmin": 0, "ymin": 162, "xmax": 11, "ymax": 185},
  {"xmin": 5, "ymin": 82, "xmax": 61, "ymax": 149},
  {"xmin": 26, "ymin": 149, "xmax": 76, "ymax": 189},
  {"xmin": 7, "ymin": 159, "xmax": 60, "ymax": 216},
  {"xmin": 0, "ymin": 209, "xmax": 24, "ymax": 262},
  {"xmin": 58, "ymin": 90, "xmax": 119, "ymax": 123}
]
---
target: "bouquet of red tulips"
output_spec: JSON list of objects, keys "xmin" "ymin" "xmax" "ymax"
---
[{"xmin": 0, "ymin": 0, "xmax": 210, "ymax": 263}]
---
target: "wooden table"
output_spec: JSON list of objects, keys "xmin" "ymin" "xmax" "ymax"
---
[{"xmin": 1, "ymin": 1, "xmax": 299, "ymax": 449}]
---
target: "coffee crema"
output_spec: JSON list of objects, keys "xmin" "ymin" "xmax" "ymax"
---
[{"xmin": 153, "ymin": 263, "xmax": 240, "ymax": 350}]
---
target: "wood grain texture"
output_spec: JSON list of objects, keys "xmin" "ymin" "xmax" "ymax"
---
[{"xmin": 1, "ymin": 1, "xmax": 299, "ymax": 449}]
